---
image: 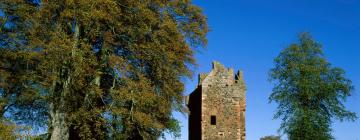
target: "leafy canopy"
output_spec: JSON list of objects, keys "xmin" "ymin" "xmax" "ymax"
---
[
  {"xmin": 260, "ymin": 135, "xmax": 281, "ymax": 140},
  {"xmin": 0, "ymin": 0, "xmax": 208, "ymax": 139},
  {"xmin": 269, "ymin": 33, "xmax": 357, "ymax": 140}
]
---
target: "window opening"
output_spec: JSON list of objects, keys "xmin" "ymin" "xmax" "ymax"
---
[{"xmin": 211, "ymin": 115, "xmax": 216, "ymax": 125}]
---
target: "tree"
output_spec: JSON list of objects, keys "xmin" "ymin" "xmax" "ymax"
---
[
  {"xmin": 260, "ymin": 135, "xmax": 281, "ymax": 140},
  {"xmin": 0, "ymin": 0, "xmax": 208, "ymax": 139},
  {"xmin": 269, "ymin": 33, "xmax": 357, "ymax": 140}
]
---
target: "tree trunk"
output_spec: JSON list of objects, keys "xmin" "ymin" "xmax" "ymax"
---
[
  {"xmin": 49, "ymin": 22, "xmax": 80, "ymax": 140},
  {"xmin": 49, "ymin": 102, "xmax": 69, "ymax": 140},
  {"xmin": 50, "ymin": 75, "xmax": 71, "ymax": 140}
]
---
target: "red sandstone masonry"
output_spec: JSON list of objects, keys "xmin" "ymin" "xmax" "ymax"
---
[{"xmin": 187, "ymin": 61, "xmax": 246, "ymax": 140}]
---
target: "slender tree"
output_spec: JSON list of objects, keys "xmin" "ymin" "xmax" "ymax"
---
[
  {"xmin": 269, "ymin": 33, "xmax": 357, "ymax": 140},
  {"xmin": 0, "ymin": 0, "xmax": 208, "ymax": 139}
]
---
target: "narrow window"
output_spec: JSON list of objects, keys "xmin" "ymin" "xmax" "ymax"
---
[{"xmin": 211, "ymin": 115, "xmax": 216, "ymax": 125}]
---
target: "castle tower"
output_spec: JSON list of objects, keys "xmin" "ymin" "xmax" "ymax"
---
[{"xmin": 187, "ymin": 61, "xmax": 246, "ymax": 140}]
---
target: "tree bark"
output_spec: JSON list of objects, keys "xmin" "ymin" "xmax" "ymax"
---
[
  {"xmin": 50, "ymin": 22, "xmax": 79, "ymax": 140},
  {"xmin": 49, "ymin": 101, "xmax": 69, "ymax": 140}
]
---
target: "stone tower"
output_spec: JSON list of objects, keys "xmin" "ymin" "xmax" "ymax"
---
[{"xmin": 187, "ymin": 61, "xmax": 246, "ymax": 140}]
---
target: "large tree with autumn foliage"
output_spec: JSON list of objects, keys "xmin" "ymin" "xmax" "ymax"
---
[{"xmin": 0, "ymin": 0, "xmax": 208, "ymax": 139}]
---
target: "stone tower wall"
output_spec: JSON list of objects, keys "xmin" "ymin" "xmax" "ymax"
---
[{"xmin": 188, "ymin": 61, "xmax": 246, "ymax": 140}]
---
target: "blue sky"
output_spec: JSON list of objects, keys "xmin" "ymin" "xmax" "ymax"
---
[{"xmin": 168, "ymin": 0, "xmax": 360, "ymax": 140}]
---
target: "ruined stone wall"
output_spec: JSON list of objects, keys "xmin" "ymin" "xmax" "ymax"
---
[{"xmin": 188, "ymin": 61, "xmax": 246, "ymax": 140}]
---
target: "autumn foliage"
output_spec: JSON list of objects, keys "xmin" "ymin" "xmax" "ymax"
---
[{"xmin": 0, "ymin": 0, "xmax": 208, "ymax": 139}]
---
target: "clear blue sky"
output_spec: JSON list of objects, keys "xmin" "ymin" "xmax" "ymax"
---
[{"xmin": 167, "ymin": 0, "xmax": 360, "ymax": 140}]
